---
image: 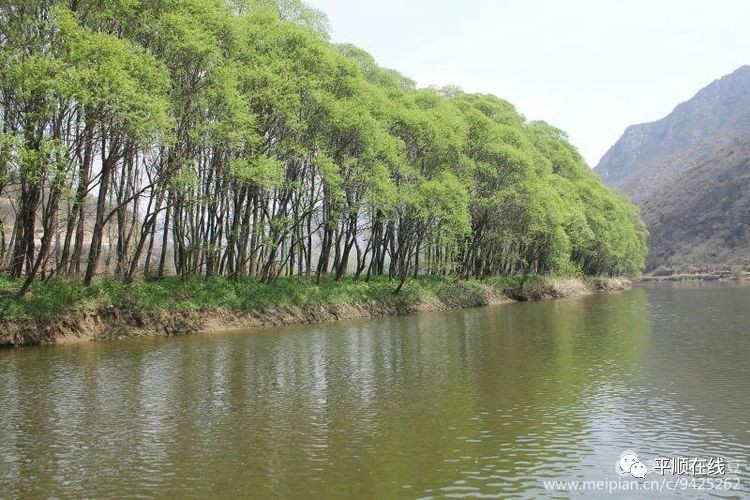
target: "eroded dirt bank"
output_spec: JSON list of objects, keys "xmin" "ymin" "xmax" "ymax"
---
[{"xmin": 0, "ymin": 277, "xmax": 630, "ymax": 347}]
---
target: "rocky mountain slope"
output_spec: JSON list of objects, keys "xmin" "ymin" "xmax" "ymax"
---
[{"xmin": 595, "ymin": 66, "xmax": 750, "ymax": 270}]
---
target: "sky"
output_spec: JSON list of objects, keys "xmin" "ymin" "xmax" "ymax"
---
[{"xmin": 305, "ymin": 0, "xmax": 750, "ymax": 167}]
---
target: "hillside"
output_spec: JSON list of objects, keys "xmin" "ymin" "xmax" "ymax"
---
[{"xmin": 595, "ymin": 66, "xmax": 750, "ymax": 270}]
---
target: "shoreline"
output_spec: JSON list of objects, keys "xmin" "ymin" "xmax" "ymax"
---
[
  {"xmin": 0, "ymin": 276, "xmax": 630, "ymax": 348},
  {"xmin": 639, "ymin": 270, "xmax": 748, "ymax": 283}
]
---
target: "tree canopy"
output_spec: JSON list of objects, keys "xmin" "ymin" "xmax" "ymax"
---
[{"xmin": 0, "ymin": 0, "xmax": 647, "ymax": 294}]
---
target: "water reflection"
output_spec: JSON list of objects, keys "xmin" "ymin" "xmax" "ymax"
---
[{"xmin": 1, "ymin": 283, "xmax": 748, "ymax": 498}]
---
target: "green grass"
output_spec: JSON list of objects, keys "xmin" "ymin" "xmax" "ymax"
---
[
  {"xmin": 0, "ymin": 271, "xmax": 597, "ymax": 323},
  {"xmin": 0, "ymin": 274, "xmax": 492, "ymax": 322}
]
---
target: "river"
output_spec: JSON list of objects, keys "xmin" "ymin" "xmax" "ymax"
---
[{"xmin": 1, "ymin": 282, "xmax": 748, "ymax": 498}]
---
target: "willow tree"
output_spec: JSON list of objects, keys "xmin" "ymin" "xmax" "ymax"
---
[{"xmin": 0, "ymin": 0, "xmax": 648, "ymax": 293}]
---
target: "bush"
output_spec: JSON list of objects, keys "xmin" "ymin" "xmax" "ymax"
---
[{"xmin": 732, "ymin": 265, "xmax": 744, "ymax": 281}]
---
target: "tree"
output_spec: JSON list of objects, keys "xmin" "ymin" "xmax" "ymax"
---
[{"xmin": 0, "ymin": 0, "xmax": 647, "ymax": 293}]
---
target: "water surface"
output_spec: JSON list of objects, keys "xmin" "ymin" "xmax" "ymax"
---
[{"xmin": 1, "ymin": 282, "xmax": 748, "ymax": 497}]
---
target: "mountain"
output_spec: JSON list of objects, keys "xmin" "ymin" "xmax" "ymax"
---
[{"xmin": 595, "ymin": 66, "xmax": 750, "ymax": 270}]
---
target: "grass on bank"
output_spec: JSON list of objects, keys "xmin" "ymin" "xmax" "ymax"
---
[
  {"xmin": 0, "ymin": 272, "xmax": 609, "ymax": 323},
  {"xmin": 0, "ymin": 275, "xmax": 502, "ymax": 322}
]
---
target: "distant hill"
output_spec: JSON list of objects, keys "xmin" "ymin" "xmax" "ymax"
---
[
  {"xmin": 1, "ymin": 192, "xmax": 169, "ymax": 275},
  {"xmin": 595, "ymin": 66, "xmax": 750, "ymax": 270}
]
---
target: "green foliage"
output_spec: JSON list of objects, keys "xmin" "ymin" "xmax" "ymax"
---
[
  {"xmin": 229, "ymin": 155, "xmax": 284, "ymax": 188},
  {"xmin": 54, "ymin": 5, "xmax": 172, "ymax": 141},
  {"xmin": 335, "ymin": 44, "xmax": 416, "ymax": 91},
  {"xmin": 732, "ymin": 265, "xmax": 743, "ymax": 281},
  {"xmin": 0, "ymin": 275, "xmax": 487, "ymax": 321},
  {"xmin": 0, "ymin": 0, "xmax": 647, "ymax": 297}
]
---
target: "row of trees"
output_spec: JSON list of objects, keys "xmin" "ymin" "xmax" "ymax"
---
[{"xmin": 0, "ymin": 0, "xmax": 647, "ymax": 295}]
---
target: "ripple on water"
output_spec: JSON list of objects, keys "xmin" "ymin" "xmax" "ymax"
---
[{"xmin": 1, "ymin": 284, "xmax": 750, "ymax": 497}]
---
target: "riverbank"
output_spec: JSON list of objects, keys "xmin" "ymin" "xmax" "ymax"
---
[
  {"xmin": 640, "ymin": 265, "xmax": 749, "ymax": 282},
  {"xmin": 0, "ymin": 275, "xmax": 630, "ymax": 347}
]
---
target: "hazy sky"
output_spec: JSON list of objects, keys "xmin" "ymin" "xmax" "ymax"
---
[{"xmin": 305, "ymin": 0, "xmax": 750, "ymax": 166}]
